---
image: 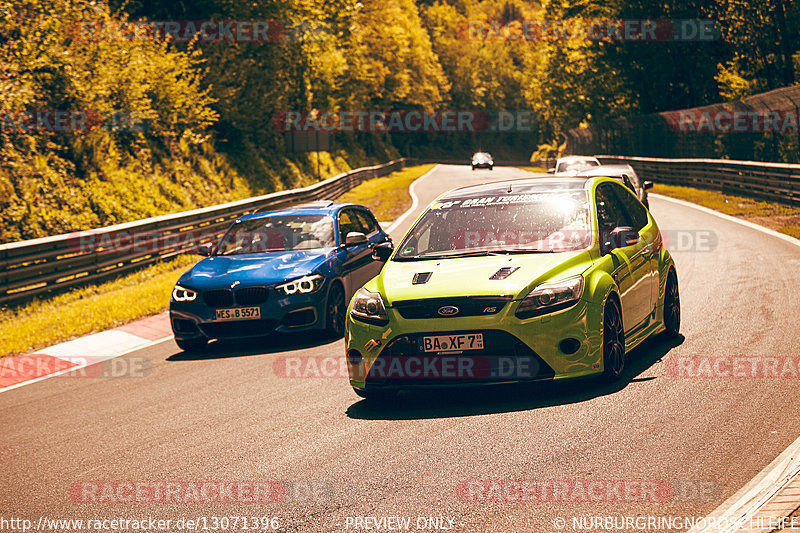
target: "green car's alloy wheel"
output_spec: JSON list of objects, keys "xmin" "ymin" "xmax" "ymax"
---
[
  {"xmin": 326, "ymin": 282, "xmax": 346, "ymax": 338},
  {"xmin": 176, "ymin": 337, "xmax": 207, "ymax": 353},
  {"xmin": 663, "ymin": 270, "xmax": 680, "ymax": 338},
  {"xmin": 602, "ymin": 299, "xmax": 625, "ymax": 381}
]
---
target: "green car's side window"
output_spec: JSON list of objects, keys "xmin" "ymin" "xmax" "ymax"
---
[
  {"xmin": 610, "ymin": 183, "xmax": 648, "ymax": 231},
  {"xmin": 595, "ymin": 183, "xmax": 630, "ymax": 233}
]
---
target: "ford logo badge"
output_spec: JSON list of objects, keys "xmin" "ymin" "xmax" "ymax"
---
[{"xmin": 437, "ymin": 305, "xmax": 459, "ymax": 316}]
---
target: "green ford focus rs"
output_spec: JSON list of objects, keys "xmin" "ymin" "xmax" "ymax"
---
[{"xmin": 344, "ymin": 176, "xmax": 680, "ymax": 400}]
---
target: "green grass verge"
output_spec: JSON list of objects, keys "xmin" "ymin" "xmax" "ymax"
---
[
  {"xmin": 0, "ymin": 255, "xmax": 198, "ymax": 358},
  {"xmin": 336, "ymin": 164, "xmax": 436, "ymax": 221},
  {"xmin": 652, "ymin": 183, "xmax": 800, "ymax": 239}
]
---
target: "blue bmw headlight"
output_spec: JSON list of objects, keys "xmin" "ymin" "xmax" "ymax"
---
[
  {"xmin": 172, "ymin": 284, "xmax": 197, "ymax": 302},
  {"xmin": 276, "ymin": 274, "xmax": 324, "ymax": 296}
]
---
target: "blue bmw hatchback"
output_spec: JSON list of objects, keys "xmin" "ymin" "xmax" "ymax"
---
[{"xmin": 169, "ymin": 201, "xmax": 392, "ymax": 351}]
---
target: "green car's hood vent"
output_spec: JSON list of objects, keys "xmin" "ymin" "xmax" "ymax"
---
[
  {"xmin": 490, "ymin": 266, "xmax": 519, "ymax": 280},
  {"xmin": 412, "ymin": 272, "xmax": 433, "ymax": 284},
  {"xmin": 380, "ymin": 251, "xmax": 591, "ymax": 303}
]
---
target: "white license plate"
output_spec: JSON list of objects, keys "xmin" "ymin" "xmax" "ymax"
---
[
  {"xmin": 419, "ymin": 333, "xmax": 484, "ymax": 353},
  {"xmin": 214, "ymin": 307, "xmax": 261, "ymax": 321}
]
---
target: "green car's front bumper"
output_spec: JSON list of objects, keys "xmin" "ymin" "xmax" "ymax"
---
[{"xmin": 345, "ymin": 296, "xmax": 604, "ymax": 392}]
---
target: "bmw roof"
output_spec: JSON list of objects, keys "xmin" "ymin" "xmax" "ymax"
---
[{"xmin": 243, "ymin": 201, "xmax": 363, "ymax": 222}]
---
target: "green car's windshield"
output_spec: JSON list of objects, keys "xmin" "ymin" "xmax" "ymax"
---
[
  {"xmin": 395, "ymin": 189, "xmax": 591, "ymax": 260},
  {"xmin": 216, "ymin": 215, "xmax": 335, "ymax": 255}
]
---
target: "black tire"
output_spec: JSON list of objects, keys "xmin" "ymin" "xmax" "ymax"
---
[
  {"xmin": 472, "ymin": 166, "xmax": 476, "ymax": 171},
  {"xmin": 489, "ymin": 166, "xmax": 493, "ymax": 171},
  {"xmin": 663, "ymin": 269, "xmax": 680, "ymax": 338},
  {"xmin": 601, "ymin": 298, "xmax": 625, "ymax": 382},
  {"xmin": 175, "ymin": 337, "xmax": 207, "ymax": 352},
  {"xmin": 353, "ymin": 388, "xmax": 398, "ymax": 402},
  {"xmin": 325, "ymin": 282, "xmax": 346, "ymax": 338}
]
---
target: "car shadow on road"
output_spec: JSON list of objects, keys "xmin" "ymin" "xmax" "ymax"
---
[
  {"xmin": 166, "ymin": 332, "xmax": 340, "ymax": 361},
  {"xmin": 345, "ymin": 333, "xmax": 685, "ymax": 420}
]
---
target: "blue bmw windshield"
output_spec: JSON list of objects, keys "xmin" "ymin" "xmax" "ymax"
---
[{"xmin": 216, "ymin": 215, "xmax": 335, "ymax": 255}]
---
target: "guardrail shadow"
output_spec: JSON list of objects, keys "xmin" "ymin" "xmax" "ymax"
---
[
  {"xmin": 166, "ymin": 332, "xmax": 339, "ymax": 361},
  {"xmin": 345, "ymin": 333, "xmax": 684, "ymax": 420}
]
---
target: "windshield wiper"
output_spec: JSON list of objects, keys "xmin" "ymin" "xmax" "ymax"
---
[
  {"xmin": 394, "ymin": 247, "xmax": 565, "ymax": 261},
  {"xmin": 491, "ymin": 248, "xmax": 559, "ymax": 254},
  {"xmin": 412, "ymin": 248, "xmax": 558, "ymax": 260},
  {"xmin": 393, "ymin": 250, "xmax": 495, "ymax": 261}
]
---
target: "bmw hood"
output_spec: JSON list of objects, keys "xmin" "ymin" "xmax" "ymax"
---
[
  {"xmin": 178, "ymin": 250, "xmax": 332, "ymax": 289},
  {"xmin": 376, "ymin": 251, "xmax": 593, "ymax": 303}
]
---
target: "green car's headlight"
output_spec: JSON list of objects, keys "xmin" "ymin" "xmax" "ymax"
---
[
  {"xmin": 276, "ymin": 274, "xmax": 324, "ymax": 296},
  {"xmin": 516, "ymin": 275, "xmax": 584, "ymax": 318},
  {"xmin": 172, "ymin": 284, "xmax": 197, "ymax": 302},
  {"xmin": 350, "ymin": 287, "xmax": 389, "ymax": 325}
]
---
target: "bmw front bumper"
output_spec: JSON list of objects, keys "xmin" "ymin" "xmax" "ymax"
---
[{"xmin": 170, "ymin": 285, "xmax": 329, "ymax": 342}]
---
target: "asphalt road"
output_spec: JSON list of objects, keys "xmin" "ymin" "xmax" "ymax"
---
[{"xmin": 2, "ymin": 164, "xmax": 800, "ymax": 532}]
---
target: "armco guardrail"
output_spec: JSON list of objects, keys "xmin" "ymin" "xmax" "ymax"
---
[
  {"xmin": 0, "ymin": 158, "xmax": 408, "ymax": 307},
  {"xmin": 596, "ymin": 155, "xmax": 800, "ymax": 207}
]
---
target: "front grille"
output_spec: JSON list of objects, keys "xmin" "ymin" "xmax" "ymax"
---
[
  {"xmin": 203, "ymin": 289, "xmax": 233, "ymax": 308},
  {"xmin": 199, "ymin": 319, "xmax": 279, "ymax": 338},
  {"xmin": 235, "ymin": 287, "xmax": 269, "ymax": 306},
  {"xmin": 367, "ymin": 329, "xmax": 555, "ymax": 386},
  {"xmin": 393, "ymin": 296, "xmax": 512, "ymax": 319}
]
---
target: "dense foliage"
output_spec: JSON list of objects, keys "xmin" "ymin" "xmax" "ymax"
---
[{"xmin": 2, "ymin": 0, "xmax": 797, "ymax": 242}]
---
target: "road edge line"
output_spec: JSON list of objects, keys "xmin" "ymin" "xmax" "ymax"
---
[
  {"xmin": 385, "ymin": 164, "xmax": 440, "ymax": 234},
  {"xmin": 653, "ymin": 192, "xmax": 800, "ymax": 532},
  {"xmin": 650, "ymin": 193, "xmax": 800, "ymax": 249}
]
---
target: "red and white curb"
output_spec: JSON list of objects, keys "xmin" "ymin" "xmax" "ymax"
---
[{"xmin": 0, "ymin": 312, "xmax": 172, "ymax": 393}]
